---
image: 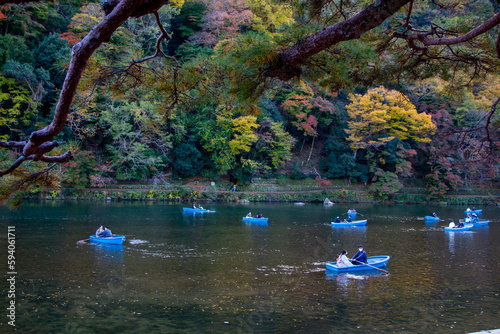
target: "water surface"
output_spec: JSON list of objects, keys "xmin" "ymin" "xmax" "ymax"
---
[{"xmin": 0, "ymin": 201, "xmax": 499, "ymax": 333}]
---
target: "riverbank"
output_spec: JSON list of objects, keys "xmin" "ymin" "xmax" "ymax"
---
[{"xmin": 29, "ymin": 178, "xmax": 500, "ymax": 206}]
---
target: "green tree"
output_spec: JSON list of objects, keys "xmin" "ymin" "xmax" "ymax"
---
[
  {"xmin": 99, "ymin": 101, "xmax": 171, "ymax": 180},
  {"xmin": 172, "ymin": 137, "xmax": 203, "ymax": 178},
  {"xmin": 0, "ymin": 35, "xmax": 33, "ymax": 67},
  {"xmin": 0, "ymin": 74, "xmax": 39, "ymax": 141}
]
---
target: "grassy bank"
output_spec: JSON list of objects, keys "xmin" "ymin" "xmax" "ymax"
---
[{"xmin": 26, "ymin": 178, "xmax": 500, "ymax": 206}]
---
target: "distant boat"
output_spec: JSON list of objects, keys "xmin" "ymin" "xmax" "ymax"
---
[
  {"xmin": 444, "ymin": 224, "xmax": 474, "ymax": 232},
  {"xmin": 347, "ymin": 211, "xmax": 357, "ymax": 218},
  {"xmin": 183, "ymin": 207, "xmax": 214, "ymax": 213},
  {"xmin": 464, "ymin": 209, "xmax": 482, "ymax": 214},
  {"xmin": 331, "ymin": 219, "xmax": 367, "ymax": 227},
  {"xmin": 326, "ymin": 256, "xmax": 390, "ymax": 272},
  {"xmin": 425, "ymin": 216, "xmax": 440, "ymax": 222},
  {"xmin": 89, "ymin": 235, "xmax": 125, "ymax": 245},
  {"xmin": 242, "ymin": 217, "xmax": 268, "ymax": 224}
]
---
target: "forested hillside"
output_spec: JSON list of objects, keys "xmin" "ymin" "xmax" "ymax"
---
[{"xmin": 0, "ymin": 0, "xmax": 499, "ymax": 203}]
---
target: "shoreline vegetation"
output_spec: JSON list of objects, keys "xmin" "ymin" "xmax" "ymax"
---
[{"xmin": 25, "ymin": 178, "xmax": 500, "ymax": 206}]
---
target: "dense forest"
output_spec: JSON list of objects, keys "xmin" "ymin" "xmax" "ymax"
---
[{"xmin": 0, "ymin": 0, "xmax": 499, "ymax": 203}]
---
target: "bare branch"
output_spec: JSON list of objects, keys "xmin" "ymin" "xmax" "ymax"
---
[
  {"xmin": 0, "ymin": 141, "xmax": 27, "ymax": 148},
  {"xmin": 0, "ymin": 156, "xmax": 26, "ymax": 177},
  {"xmin": 12, "ymin": 163, "xmax": 58, "ymax": 190},
  {"xmin": 401, "ymin": 12, "xmax": 500, "ymax": 47},
  {"xmin": 404, "ymin": 0, "xmax": 413, "ymax": 27}
]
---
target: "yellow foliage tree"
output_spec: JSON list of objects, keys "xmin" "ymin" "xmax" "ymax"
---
[
  {"xmin": 345, "ymin": 86, "xmax": 436, "ymax": 151},
  {"xmin": 229, "ymin": 115, "xmax": 259, "ymax": 155}
]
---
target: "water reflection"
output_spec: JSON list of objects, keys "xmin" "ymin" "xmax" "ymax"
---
[
  {"xmin": 89, "ymin": 243, "xmax": 124, "ymax": 270},
  {"xmin": 445, "ymin": 230, "xmax": 474, "ymax": 255},
  {"xmin": 325, "ymin": 270, "xmax": 390, "ymax": 296}
]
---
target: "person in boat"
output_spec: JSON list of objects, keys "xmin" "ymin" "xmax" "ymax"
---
[
  {"xmin": 466, "ymin": 207, "xmax": 471, "ymax": 212},
  {"xmin": 465, "ymin": 214, "xmax": 471, "ymax": 223},
  {"xmin": 456, "ymin": 221, "xmax": 465, "ymax": 228},
  {"xmin": 430, "ymin": 212, "xmax": 437, "ymax": 217},
  {"xmin": 256, "ymin": 212, "xmax": 262, "ymax": 218},
  {"xmin": 101, "ymin": 226, "xmax": 112, "ymax": 237},
  {"xmin": 192, "ymin": 203, "xmax": 197, "ymax": 209},
  {"xmin": 449, "ymin": 221, "xmax": 456, "ymax": 228},
  {"xmin": 471, "ymin": 213, "xmax": 478, "ymax": 222},
  {"xmin": 95, "ymin": 225, "xmax": 104, "ymax": 237},
  {"xmin": 472, "ymin": 207, "xmax": 476, "ymax": 211},
  {"xmin": 351, "ymin": 245, "xmax": 367, "ymax": 265},
  {"xmin": 336, "ymin": 250, "xmax": 354, "ymax": 267},
  {"xmin": 346, "ymin": 216, "xmax": 352, "ymax": 222},
  {"xmin": 333, "ymin": 216, "xmax": 341, "ymax": 223},
  {"xmin": 246, "ymin": 212, "xmax": 252, "ymax": 218}
]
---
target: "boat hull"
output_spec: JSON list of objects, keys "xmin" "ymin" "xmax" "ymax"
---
[
  {"xmin": 183, "ymin": 207, "xmax": 211, "ymax": 213},
  {"xmin": 464, "ymin": 209, "xmax": 482, "ymax": 214},
  {"xmin": 472, "ymin": 220, "xmax": 489, "ymax": 226},
  {"xmin": 425, "ymin": 216, "xmax": 439, "ymax": 221},
  {"xmin": 326, "ymin": 256, "xmax": 390, "ymax": 272},
  {"xmin": 331, "ymin": 219, "xmax": 367, "ymax": 227},
  {"xmin": 444, "ymin": 224, "xmax": 474, "ymax": 232},
  {"xmin": 242, "ymin": 217, "xmax": 268, "ymax": 223},
  {"xmin": 89, "ymin": 235, "xmax": 125, "ymax": 244}
]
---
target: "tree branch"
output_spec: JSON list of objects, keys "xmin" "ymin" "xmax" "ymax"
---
[
  {"xmin": 265, "ymin": 0, "xmax": 412, "ymax": 80},
  {"xmin": 400, "ymin": 12, "xmax": 500, "ymax": 47},
  {"xmin": 0, "ymin": 141, "xmax": 27, "ymax": 148}
]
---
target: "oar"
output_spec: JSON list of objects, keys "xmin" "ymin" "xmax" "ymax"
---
[
  {"xmin": 122, "ymin": 235, "xmax": 136, "ymax": 238},
  {"xmin": 352, "ymin": 259, "xmax": 389, "ymax": 274},
  {"xmin": 76, "ymin": 238, "xmax": 90, "ymax": 244}
]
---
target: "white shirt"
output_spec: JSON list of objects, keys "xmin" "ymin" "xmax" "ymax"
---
[{"xmin": 337, "ymin": 254, "xmax": 354, "ymax": 267}]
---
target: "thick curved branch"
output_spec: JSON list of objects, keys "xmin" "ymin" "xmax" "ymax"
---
[
  {"xmin": 24, "ymin": 0, "xmax": 145, "ymax": 156},
  {"xmin": 265, "ymin": 0, "xmax": 412, "ymax": 81},
  {"xmin": 1, "ymin": 0, "xmax": 162, "ymax": 178}
]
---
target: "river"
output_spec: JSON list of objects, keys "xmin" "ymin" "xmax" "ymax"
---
[{"xmin": 0, "ymin": 201, "xmax": 499, "ymax": 333}]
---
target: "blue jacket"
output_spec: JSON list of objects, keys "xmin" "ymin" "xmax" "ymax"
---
[
  {"xmin": 102, "ymin": 229, "xmax": 112, "ymax": 237},
  {"xmin": 334, "ymin": 217, "xmax": 341, "ymax": 223},
  {"xmin": 352, "ymin": 250, "xmax": 367, "ymax": 263}
]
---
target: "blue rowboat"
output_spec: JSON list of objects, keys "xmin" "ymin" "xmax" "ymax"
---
[
  {"xmin": 464, "ymin": 209, "xmax": 482, "ymax": 214},
  {"xmin": 242, "ymin": 217, "xmax": 268, "ymax": 223},
  {"xmin": 331, "ymin": 219, "xmax": 367, "ymax": 227},
  {"xmin": 444, "ymin": 224, "xmax": 473, "ymax": 232},
  {"xmin": 183, "ymin": 207, "xmax": 213, "ymax": 213},
  {"xmin": 425, "ymin": 216, "xmax": 439, "ymax": 221},
  {"xmin": 326, "ymin": 256, "xmax": 390, "ymax": 272},
  {"xmin": 89, "ymin": 235, "xmax": 125, "ymax": 245}
]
